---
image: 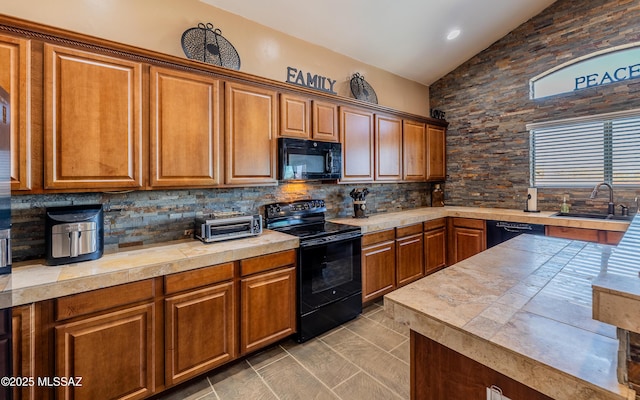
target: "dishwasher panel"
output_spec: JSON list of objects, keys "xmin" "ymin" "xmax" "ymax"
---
[{"xmin": 486, "ymin": 220, "xmax": 545, "ymax": 249}]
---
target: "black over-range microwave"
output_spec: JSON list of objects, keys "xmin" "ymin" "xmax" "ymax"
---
[{"xmin": 278, "ymin": 138, "xmax": 342, "ymax": 181}]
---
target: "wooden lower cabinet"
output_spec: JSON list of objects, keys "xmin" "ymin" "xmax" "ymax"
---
[
  {"xmin": 412, "ymin": 332, "xmax": 553, "ymax": 400},
  {"xmin": 164, "ymin": 282, "xmax": 235, "ymax": 386},
  {"xmin": 12, "ymin": 304, "xmax": 35, "ymax": 400},
  {"xmin": 545, "ymin": 225, "xmax": 624, "ymax": 245},
  {"xmin": 424, "ymin": 218, "xmax": 447, "ymax": 274},
  {"xmin": 361, "ymin": 229, "xmax": 397, "ymax": 302},
  {"xmin": 240, "ymin": 267, "xmax": 296, "ymax": 355},
  {"xmin": 448, "ymin": 218, "xmax": 486, "ymax": 264},
  {"xmin": 240, "ymin": 250, "xmax": 297, "ymax": 355},
  {"xmin": 396, "ymin": 224, "xmax": 424, "ymax": 286},
  {"xmin": 0, "ymin": 308, "xmax": 10, "ymax": 400},
  {"xmin": 19, "ymin": 250, "xmax": 300, "ymax": 400},
  {"xmin": 55, "ymin": 303, "xmax": 157, "ymax": 400}
]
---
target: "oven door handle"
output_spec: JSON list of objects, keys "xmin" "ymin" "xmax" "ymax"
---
[{"xmin": 299, "ymin": 233, "xmax": 361, "ymax": 249}]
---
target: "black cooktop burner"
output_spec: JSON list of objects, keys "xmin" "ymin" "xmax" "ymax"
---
[
  {"xmin": 264, "ymin": 200, "xmax": 360, "ymax": 241},
  {"xmin": 274, "ymin": 221, "xmax": 360, "ymax": 240}
]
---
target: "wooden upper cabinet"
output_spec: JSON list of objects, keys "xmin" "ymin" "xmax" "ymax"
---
[
  {"xmin": 279, "ymin": 95, "xmax": 339, "ymax": 142},
  {"xmin": 44, "ymin": 44, "xmax": 143, "ymax": 190},
  {"xmin": 426, "ymin": 124, "xmax": 446, "ymax": 181},
  {"xmin": 375, "ymin": 114, "xmax": 402, "ymax": 181},
  {"xmin": 403, "ymin": 120, "xmax": 426, "ymax": 181},
  {"xmin": 150, "ymin": 67, "xmax": 221, "ymax": 187},
  {"xmin": 279, "ymin": 93, "xmax": 310, "ymax": 139},
  {"xmin": 340, "ymin": 107, "xmax": 374, "ymax": 182},
  {"xmin": 224, "ymin": 81, "xmax": 277, "ymax": 186},
  {"xmin": 0, "ymin": 34, "xmax": 31, "ymax": 191},
  {"xmin": 312, "ymin": 100, "xmax": 339, "ymax": 142}
]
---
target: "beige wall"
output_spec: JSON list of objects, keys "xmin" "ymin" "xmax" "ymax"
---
[{"xmin": 1, "ymin": 0, "xmax": 430, "ymax": 116}]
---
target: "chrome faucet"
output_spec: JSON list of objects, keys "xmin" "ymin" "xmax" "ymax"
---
[{"xmin": 589, "ymin": 182, "xmax": 615, "ymax": 215}]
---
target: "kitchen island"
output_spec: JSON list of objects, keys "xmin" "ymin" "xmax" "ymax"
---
[{"xmin": 385, "ymin": 231, "xmax": 636, "ymax": 399}]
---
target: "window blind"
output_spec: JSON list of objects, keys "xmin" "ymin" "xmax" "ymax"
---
[{"xmin": 529, "ymin": 112, "xmax": 640, "ymax": 187}]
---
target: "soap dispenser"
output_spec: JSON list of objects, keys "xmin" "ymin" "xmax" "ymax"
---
[{"xmin": 560, "ymin": 196, "xmax": 570, "ymax": 213}]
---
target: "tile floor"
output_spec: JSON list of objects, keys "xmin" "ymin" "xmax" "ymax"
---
[{"xmin": 152, "ymin": 300, "xmax": 410, "ymax": 400}]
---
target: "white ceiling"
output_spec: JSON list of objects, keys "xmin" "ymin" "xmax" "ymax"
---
[{"xmin": 200, "ymin": 0, "xmax": 556, "ymax": 86}]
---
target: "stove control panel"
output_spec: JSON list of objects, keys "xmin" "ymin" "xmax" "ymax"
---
[{"xmin": 265, "ymin": 200, "xmax": 326, "ymax": 219}]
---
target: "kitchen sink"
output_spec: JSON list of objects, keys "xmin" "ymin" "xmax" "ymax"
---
[{"xmin": 551, "ymin": 212, "xmax": 634, "ymax": 221}]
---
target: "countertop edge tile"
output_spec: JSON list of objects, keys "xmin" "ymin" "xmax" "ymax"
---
[
  {"xmin": 6, "ymin": 230, "xmax": 298, "ymax": 306},
  {"xmin": 385, "ymin": 296, "xmax": 635, "ymax": 400},
  {"xmin": 330, "ymin": 206, "xmax": 631, "ymax": 234}
]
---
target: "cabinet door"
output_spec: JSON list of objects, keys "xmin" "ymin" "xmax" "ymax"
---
[
  {"xmin": 424, "ymin": 220, "xmax": 447, "ymax": 274},
  {"xmin": 340, "ymin": 107, "xmax": 374, "ymax": 182},
  {"xmin": 150, "ymin": 67, "xmax": 221, "ymax": 187},
  {"xmin": 312, "ymin": 100, "xmax": 339, "ymax": 142},
  {"xmin": 362, "ymin": 240, "xmax": 396, "ymax": 302},
  {"xmin": 375, "ymin": 115, "xmax": 402, "ymax": 181},
  {"xmin": 412, "ymin": 332, "xmax": 554, "ymax": 400},
  {"xmin": 0, "ymin": 308, "xmax": 9, "ymax": 400},
  {"xmin": 279, "ymin": 93, "xmax": 310, "ymax": 138},
  {"xmin": 426, "ymin": 125, "xmax": 446, "ymax": 181},
  {"xmin": 165, "ymin": 282, "xmax": 235, "ymax": 386},
  {"xmin": 449, "ymin": 218, "xmax": 486, "ymax": 264},
  {"xmin": 403, "ymin": 120, "xmax": 426, "ymax": 181},
  {"xmin": 55, "ymin": 303, "xmax": 156, "ymax": 400},
  {"xmin": 0, "ymin": 34, "xmax": 31, "ymax": 191},
  {"xmin": 240, "ymin": 266, "xmax": 296, "ymax": 355},
  {"xmin": 12, "ymin": 304, "xmax": 35, "ymax": 400},
  {"xmin": 396, "ymin": 233, "xmax": 424, "ymax": 286},
  {"xmin": 44, "ymin": 44, "xmax": 143, "ymax": 190},
  {"xmin": 225, "ymin": 82, "xmax": 277, "ymax": 185}
]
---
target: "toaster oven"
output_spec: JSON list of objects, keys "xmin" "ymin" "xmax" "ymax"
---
[{"xmin": 195, "ymin": 213, "xmax": 262, "ymax": 243}]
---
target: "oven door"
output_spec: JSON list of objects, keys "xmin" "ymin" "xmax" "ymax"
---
[{"xmin": 298, "ymin": 235, "xmax": 361, "ymax": 315}]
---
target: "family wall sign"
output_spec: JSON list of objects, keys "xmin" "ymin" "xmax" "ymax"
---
[{"xmin": 286, "ymin": 67, "xmax": 337, "ymax": 95}]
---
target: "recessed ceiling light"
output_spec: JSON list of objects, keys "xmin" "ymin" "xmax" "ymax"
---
[{"xmin": 447, "ymin": 29, "xmax": 461, "ymax": 40}]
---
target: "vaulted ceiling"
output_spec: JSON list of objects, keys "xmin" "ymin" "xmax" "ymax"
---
[{"xmin": 201, "ymin": 0, "xmax": 557, "ymax": 85}]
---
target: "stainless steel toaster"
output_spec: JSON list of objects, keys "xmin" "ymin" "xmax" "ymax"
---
[{"xmin": 195, "ymin": 212, "xmax": 262, "ymax": 243}]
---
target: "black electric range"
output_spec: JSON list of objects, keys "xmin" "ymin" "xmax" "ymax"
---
[{"xmin": 264, "ymin": 199, "xmax": 362, "ymax": 342}]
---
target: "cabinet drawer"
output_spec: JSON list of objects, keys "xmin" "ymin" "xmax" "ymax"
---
[
  {"xmin": 545, "ymin": 225, "xmax": 600, "ymax": 242},
  {"xmin": 362, "ymin": 229, "xmax": 395, "ymax": 246},
  {"xmin": 451, "ymin": 217, "xmax": 485, "ymax": 230},
  {"xmin": 165, "ymin": 262, "xmax": 234, "ymax": 295},
  {"xmin": 55, "ymin": 279, "xmax": 156, "ymax": 321},
  {"xmin": 424, "ymin": 218, "xmax": 446, "ymax": 231},
  {"xmin": 602, "ymin": 230, "xmax": 624, "ymax": 245},
  {"xmin": 241, "ymin": 250, "xmax": 296, "ymax": 277},
  {"xmin": 396, "ymin": 223, "xmax": 423, "ymax": 238}
]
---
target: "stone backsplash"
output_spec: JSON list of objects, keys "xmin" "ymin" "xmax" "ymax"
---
[
  {"xmin": 430, "ymin": 0, "xmax": 640, "ymax": 215},
  {"xmin": 10, "ymin": 182, "xmax": 431, "ymax": 261}
]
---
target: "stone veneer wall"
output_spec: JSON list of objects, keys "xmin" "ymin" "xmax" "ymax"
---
[
  {"xmin": 10, "ymin": 182, "xmax": 431, "ymax": 261},
  {"xmin": 430, "ymin": 0, "xmax": 640, "ymax": 214}
]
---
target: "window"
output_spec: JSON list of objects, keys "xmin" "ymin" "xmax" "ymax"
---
[{"xmin": 529, "ymin": 110, "xmax": 640, "ymax": 187}]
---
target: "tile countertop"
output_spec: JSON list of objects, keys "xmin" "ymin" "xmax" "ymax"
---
[
  {"xmin": 592, "ymin": 214, "xmax": 640, "ymax": 334},
  {"xmin": 385, "ymin": 216, "xmax": 640, "ymax": 400},
  {"xmin": 331, "ymin": 205, "xmax": 631, "ymax": 233},
  {"xmin": 0, "ymin": 206, "xmax": 632, "ymax": 310},
  {"xmin": 0, "ymin": 230, "xmax": 299, "ymax": 309}
]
